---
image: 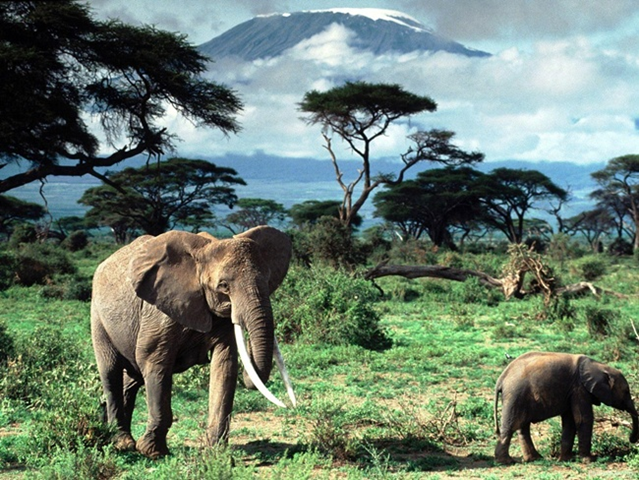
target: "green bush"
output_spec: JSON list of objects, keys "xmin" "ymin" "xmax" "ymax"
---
[
  {"xmin": 584, "ymin": 305, "xmax": 618, "ymax": 338},
  {"xmin": 39, "ymin": 274, "xmax": 92, "ymax": 301},
  {"xmin": 0, "ymin": 250, "xmax": 16, "ymax": 291},
  {"xmin": 291, "ymin": 217, "xmax": 367, "ymax": 268},
  {"xmin": 61, "ymin": 230, "xmax": 89, "ymax": 252},
  {"xmin": 0, "ymin": 320, "xmax": 14, "ymax": 366},
  {"xmin": 13, "ymin": 243, "xmax": 77, "ymax": 286},
  {"xmin": 577, "ymin": 256, "xmax": 607, "ymax": 281},
  {"xmin": 274, "ymin": 265, "xmax": 392, "ymax": 351}
]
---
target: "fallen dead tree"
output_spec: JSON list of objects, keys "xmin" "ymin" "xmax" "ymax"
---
[{"xmin": 364, "ymin": 244, "xmax": 630, "ymax": 302}]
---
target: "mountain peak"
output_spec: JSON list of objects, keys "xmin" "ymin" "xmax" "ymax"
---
[{"xmin": 199, "ymin": 9, "xmax": 490, "ymax": 62}]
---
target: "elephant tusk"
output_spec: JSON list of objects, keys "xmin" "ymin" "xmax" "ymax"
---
[
  {"xmin": 274, "ymin": 337, "xmax": 297, "ymax": 407},
  {"xmin": 233, "ymin": 324, "xmax": 286, "ymax": 408}
]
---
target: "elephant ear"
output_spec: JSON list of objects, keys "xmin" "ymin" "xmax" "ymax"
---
[
  {"xmin": 235, "ymin": 226, "xmax": 292, "ymax": 294},
  {"xmin": 579, "ymin": 356, "xmax": 615, "ymax": 406},
  {"xmin": 129, "ymin": 231, "xmax": 214, "ymax": 333}
]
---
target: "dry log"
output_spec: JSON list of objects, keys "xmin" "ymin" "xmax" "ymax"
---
[
  {"xmin": 364, "ymin": 262, "xmax": 503, "ymax": 288},
  {"xmin": 364, "ymin": 262, "xmax": 630, "ymax": 300}
]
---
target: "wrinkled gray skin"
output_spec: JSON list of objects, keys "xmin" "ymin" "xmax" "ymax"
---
[
  {"xmin": 494, "ymin": 351, "xmax": 639, "ymax": 464},
  {"xmin": 91, "ymin": 226, "xmax": 291, "ymax": 458}
]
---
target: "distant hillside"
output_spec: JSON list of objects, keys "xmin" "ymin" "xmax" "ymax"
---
[
  {"xmin": 198, "ymin": 8, "xmax": 490, "ymax": 61},
  {"xmin": 4, "ymin": 154, "xmax": 603, "ymax": 220}
]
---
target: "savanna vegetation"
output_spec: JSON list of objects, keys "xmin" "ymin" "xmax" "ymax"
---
[
  {"xmin": 1, "ymin": 229, "xmax": 639, "ymax": 479},
  {"xmin": 4, "ymin": 1, "xmax": 639, "ymax": 479}
]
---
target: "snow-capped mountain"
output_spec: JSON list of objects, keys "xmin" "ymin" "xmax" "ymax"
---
[{"xmin": 198, "ymin": 8, "xmax": 490, "ymax": 61}]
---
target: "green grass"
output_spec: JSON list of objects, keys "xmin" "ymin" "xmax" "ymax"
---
[{"xmin": 2, "ymin": 250, "xmax": 639, "ymax": 478}]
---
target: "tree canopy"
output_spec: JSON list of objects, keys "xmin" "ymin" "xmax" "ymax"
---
[
  {"xmin": 373, "ymin": 166, "xmax": 484, "ymax": 248},
  {"xmin": 299, "ymin": 81, "xmax": 483, "ymax": 228},
  {"xmin": 289, "ymin": 200, "xmax": 362, "ymax": 228},
  {"xmin": 0, "ymin": 195, "xmax": 46, "ymax": 240},
  {"xmin": 223, "ymin": 198, "xmax": 288, "ymax": 234},
  {"xmin": 0, "ymin": 1, "xmax": 243, "ymax": 193},
  {"xmin": 591, "ymin": 154, "xmax": 639, "ymax": 251},
  {"xmin": 476, "ymin": 168, "xmax": 568, "ymax": 244},
  {"xmin": 78, "ymin": 157, "xmax": 245, "ymax": 239}
]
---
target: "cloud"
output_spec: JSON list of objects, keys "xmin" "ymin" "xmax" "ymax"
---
[
  {"xmin": 144, "ymin": 15, "xmax": 639, "ymax": 168},
  {"xmin": 399, "ymin": 0, "xmax": 639, "ymax": 42}
]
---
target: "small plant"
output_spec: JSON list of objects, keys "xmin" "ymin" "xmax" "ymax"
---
[
  {"xmin": 578, "ymin": 256, "xmax": 607, "ymax": 281},
  {"xmin": 303, "ymin": 397, "xmax": 360, "ymax": 460},
  {"xmin": 584, "ymin": 305, "xmax": 618, "ymax": 338}
]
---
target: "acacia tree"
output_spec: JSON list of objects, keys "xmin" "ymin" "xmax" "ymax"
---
[
  {"xmin": 0, "ymin": 195, "xmax": 46, "ymax": 240},
  {"xmin": 79, "ymin": 157, "xmax": 245, "ymax": 239},
  {"xmin": 299, "ymin": 81, "xmax": 483, "ymax": 227},
  {"xmin": 223, "ymin": 198, "xmax": 288, "ymax": 234},
  {"xmin": 0, "ymin": 1, "xmax": 242, "ymax": 193},
  {"xmin": 476, "ymin": 168, "xmax": 568, "ymax": 244},
  {"xmin": 288, "ymin": 200, "xmax": 362, "ymax": 228},
  {"xmin": 591, "ymin": 155, "xmax": 639, "ymax": 251},
  {"xmin": 373, "ymin": 166, "xmax": 484, "ymax": 248},
  {"xmin": 566, "ymin": 208, "xmax": 614, "ymax": 252}
]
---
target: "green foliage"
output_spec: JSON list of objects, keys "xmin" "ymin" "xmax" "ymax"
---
[
  {"xmin": 584, "ymin": 305, "xmax": 618, "ymax": 338},
  {"xmin": 13, "ymin": 243, "xmax": 77, "ymax": 286},
  {"xmin": 80, "ymin": 157, "xmax": 245, "ymax": 236},
  {"xmin": 274, "ymin": 265, "xmax": 392, "ymax": 351},
  {"xmin": 449, "ymin": 277, "xmax": 501, "ymax": 307},
  {"xmin": 39, "ymin": 274, "xmax": 92, "ymax": 301},
  {"xmin": 291, "ymin": 217, "xmax": 367, "ymax": 268},
  {"xmin": 224, "ymin": 197, "xmax": 288, "ymax": 232},
  {"xmin": 576, "ymin": 256, "xmax": 608, "ymax": 280},
  {"xmin": 0, "ymin": 320, "xmax": 14, "ymax": 366},
  {"xmin": 61, "ymin": 230, "xmax": 89, "ymax": 252},
  {"xmin": 0, "ymin": 0, "xmax": 242, "ymax": 193}
]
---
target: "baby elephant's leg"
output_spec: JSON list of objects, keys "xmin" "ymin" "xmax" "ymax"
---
[{"xmin": 518, "ymin": 423, "xmax": 541, "ymax": 462}]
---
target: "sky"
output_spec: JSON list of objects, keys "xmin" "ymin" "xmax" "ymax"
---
[{"xmin": 86, "ymin": 0, "xmax": 639, "ymax": 166}]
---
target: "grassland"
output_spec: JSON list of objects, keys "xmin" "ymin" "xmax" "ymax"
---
[{"xmin": 1, "ymin": 247, "xmax": 639, "ymax": 479}]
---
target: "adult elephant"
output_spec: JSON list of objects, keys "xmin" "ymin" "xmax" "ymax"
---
[
  {"xmin": 494, "ymin": 351, "xmax": 639, "ymax": 464},
  {"xmin": 91, "ymin": 226, "xmax": 296, "ymax": 458}
]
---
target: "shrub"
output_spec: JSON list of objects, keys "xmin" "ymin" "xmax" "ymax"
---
[
  {"xmin": 584, "ymin": 305, "xmax": 618, "ymax": 338},
  {"xmin": 577, "ymin": 256, "xmax": 607, "ymax": 281},
  {"xmin": 13, "ymin": 243, "xmax": 76, "ymax": 286},
  {"xmin": 61, "ymin": 230, "xmax": 89, "ymax": 252},
  {"xmin": 273, "ymin": 265, "xmax": 392, "ymax": 351},
  {"xmin": 8, "ymin": 223, "xmax": 37, "ymax": 247},
  {"xmin": 0, "ymin": 320, "xmax": 14, "ymax": 366},
  {"xmin": 609, "ymin": 238, "xmax": 633, "ymax": 256},
  {"xmin": 0, "ymin": 250, "xmax": 16, "ymax": 291},
  {"xmin": 39, "ymin": 275, "xmax": 92, "ymax": 301}
]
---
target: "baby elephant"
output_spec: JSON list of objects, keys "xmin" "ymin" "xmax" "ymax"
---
[{"xmin": 494, "ymin": 351, "xmax": 638, "ymax": 464}]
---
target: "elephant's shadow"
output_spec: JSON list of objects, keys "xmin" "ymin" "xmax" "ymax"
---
[{"xmin": 234, "ymin": 437, "xmax": 496, "ymax": 473}]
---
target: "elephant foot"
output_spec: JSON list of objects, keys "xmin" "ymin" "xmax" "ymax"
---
[
  {"xmin": 113, "ymin": 431, "xmax": 136, "ymax": 452},
  {"xmin": 494, "ymin": 453, "xmax": 515, "ymax": 465},
  {"xmin": 522, "ymin": 452, "xmax": 542, "ymax": 462},
  {"xmin": 136, "ymin": 434, "xmax": 169, "ymax": 459}
]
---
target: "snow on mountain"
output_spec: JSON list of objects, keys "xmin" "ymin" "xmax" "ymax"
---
[{"xmin": 198, "ymin": 8, "xmax": 490, "ymax": 61}]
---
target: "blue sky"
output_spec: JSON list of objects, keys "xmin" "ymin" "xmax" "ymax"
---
[{"xmin": 86, "ymin": 1, "xmax": 639, "ymax": 165}]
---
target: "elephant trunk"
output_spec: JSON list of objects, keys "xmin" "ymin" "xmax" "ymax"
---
[
  {"xmin": 628, "ymin": 402, "xmax": 639, "ymax": 444},
  {"xmin": 243, "ymin": 297, "xmax": 274, "ymax": 385}
]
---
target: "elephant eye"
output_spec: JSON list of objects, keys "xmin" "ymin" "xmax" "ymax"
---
[{"xmin": 217, "ymin": 281, "xmax": 230, "ymax": 293}]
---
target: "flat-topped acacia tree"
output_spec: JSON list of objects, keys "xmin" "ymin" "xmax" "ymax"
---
[
  {"xmin": 299, "ymin": 81, "xmax": 483, "ymax": 228},
  {"xmin": 0, "ymin": 0, "xmax": 243, "ymax": 193}
]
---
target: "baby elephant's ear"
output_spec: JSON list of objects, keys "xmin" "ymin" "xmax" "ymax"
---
[
  {"xmin": 129, "ymin": 231, "xmax": 213, "ymax": 333},
  {"xmin": 579, "ymin": 356, "xmax": 615, "ymax": 406},
  {"xmin": 235, "ymin": 226, "xmax": 292, "ymax": 294}
]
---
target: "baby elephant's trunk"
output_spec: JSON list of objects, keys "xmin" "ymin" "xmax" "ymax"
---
[{"xmin": 629, "ymin": 406, "xmax": 639, "ymax": 444}]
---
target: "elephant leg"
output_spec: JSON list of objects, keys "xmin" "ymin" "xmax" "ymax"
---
[
  {"xmin": 206, "ymin": 323, "xmax": 238, "ymax": 445},
  {"xmin": 92, "ymin": 320, "xmax": 135, "ymax": 451},
  {"xmin": 122, "ymin": 370, "xmax": 143, "ymax": 433},
  {"xmin": 559, "ymin": 412, "xmax": 576, "ymax": 461},
  {"xmin": 136, "ymin": 368, "xmax": 173, "ymax": 458},
  {"xmin": 575, "ymin": 404, "xmax": 595, "ymax": 463},
  {"xmin": 494, "ymin": 419, "xmax": 516, "ymax": 465},
  {"xmin": 518, "ymin": 423, "xmax": 541, "ymax": 462}
]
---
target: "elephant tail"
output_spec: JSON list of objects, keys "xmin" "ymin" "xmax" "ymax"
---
[{"xmin": 494, "ymin": 382, "xmax": 502, "ymax": 436}]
